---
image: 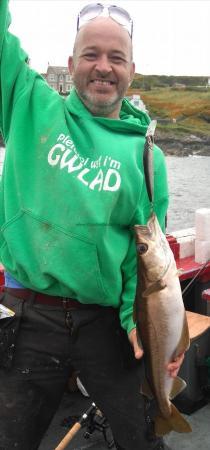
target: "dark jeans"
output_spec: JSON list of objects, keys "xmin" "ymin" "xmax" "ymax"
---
[{"xmin": 0, "ymin": 292, "xmax": 164, "ymax": 450}]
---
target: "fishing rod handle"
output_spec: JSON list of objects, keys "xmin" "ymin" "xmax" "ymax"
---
[{"xmin": 54, "ymin": 422, "xmax": 81, "ymax": 450}]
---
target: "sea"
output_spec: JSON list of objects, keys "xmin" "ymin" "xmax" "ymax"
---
[
  {"xmin": 166, "ymin": 156, "xmax": 210, "ymax": 232},
  {"xmin": 0, "ymin": 147, "xmax": 209, "ymax": 233}
]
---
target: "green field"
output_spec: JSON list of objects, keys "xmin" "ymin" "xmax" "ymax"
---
[{"xmin": 138, "ymin": 87, "xmax": 210, "ymax": 137}]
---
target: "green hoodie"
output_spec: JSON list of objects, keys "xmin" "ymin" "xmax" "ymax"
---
[{"xmin": 0, "ymin": 0, "xmax": 168, "ymax": 333}]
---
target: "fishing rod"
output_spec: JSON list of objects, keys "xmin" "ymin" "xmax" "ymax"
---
[
  {"xmin": 54, "ymin": 402, "xmax": 115, "ymax": 449},
  {"xmin": 55, "ymin": 402, "xmax": 96, "ymax": 450}
]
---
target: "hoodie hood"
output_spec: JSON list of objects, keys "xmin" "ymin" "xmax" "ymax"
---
[{"xmin": 66, "ymin": 88, "xmax": 151, "ymax": 135}]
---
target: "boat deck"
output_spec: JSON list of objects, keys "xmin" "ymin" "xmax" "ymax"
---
[
  {"xmin": 39, "ymin": 389, "xmax": 210, "ymax": 450},
  {"xmin": 39, "ymin": 310, "xmax": 210, "ymax": 450}
]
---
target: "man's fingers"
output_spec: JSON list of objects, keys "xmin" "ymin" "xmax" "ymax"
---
[
  {"xmin": 134, "ymin": 344, "xmax": 144, "ymax": 359},
  {"xmin": 167, "ymin": 353, "xmax": 185, "ymax": 378},
  {"xmin": 128, "ymin": 328, "xmax": 144, "ymax": 360}
]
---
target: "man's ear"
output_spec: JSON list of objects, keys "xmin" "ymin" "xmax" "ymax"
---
[
  {"xmin": 68, "ymin": 56, "xmax": 74, "ymax": 75},
  {"xmin": 129, "ymin": 62, "xmax": 135, "ymax": 86}
]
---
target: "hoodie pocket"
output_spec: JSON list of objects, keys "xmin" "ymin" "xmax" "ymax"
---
[{"xmin": 0, "ymin": 209, "xmax": 107, "ymax": 302}]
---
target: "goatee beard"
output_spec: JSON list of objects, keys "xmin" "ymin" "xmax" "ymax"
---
[{"xmin": 75, "ymin": 88, "xmax": 123, "ymax": 117}]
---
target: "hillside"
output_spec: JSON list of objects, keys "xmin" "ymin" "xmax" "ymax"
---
[
  {"xmin": 131, "ymin": 74, "xmax": 209, "ymax": 90},
  {"xmin": 128, "ymin": 74, "xmax": 210, "ymax": 156}
]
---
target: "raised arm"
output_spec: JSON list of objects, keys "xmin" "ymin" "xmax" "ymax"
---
[{"xmin": 0, "ymin": 0, "xmax": 34, "ymax": 142}]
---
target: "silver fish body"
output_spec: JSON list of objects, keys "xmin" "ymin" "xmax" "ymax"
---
[{"xmin": 134, "ymin": 213, "xmax": 192, "ymax": 436}]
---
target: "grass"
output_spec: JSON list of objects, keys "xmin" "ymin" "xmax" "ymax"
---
[{"xmin": 128, "ymin": 87, "xmax": 210, "ymax": 137}]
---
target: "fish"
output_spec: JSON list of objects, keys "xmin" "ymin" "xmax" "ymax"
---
[
  {"xmin": 133, "ymin": 213, "xmax": 192, "ymax": 436},
  {"xmin": 133, "ymin": 121, "xmax": 192, "ymax": 436}
]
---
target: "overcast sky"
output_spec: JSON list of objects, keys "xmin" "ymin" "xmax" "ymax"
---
[{"xmin": 9, "ymin": 0, "xmax": 210, "ymax": 77}]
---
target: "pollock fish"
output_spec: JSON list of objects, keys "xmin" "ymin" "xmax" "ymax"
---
[{"xmin": 133, "ymin": 121, "xmax": 192, "ymax": 436}]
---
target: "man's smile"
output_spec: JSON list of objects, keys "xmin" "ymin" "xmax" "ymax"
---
[{"xmin": 90, "ymin": 79, "xmax": 115, "ymax": 87}]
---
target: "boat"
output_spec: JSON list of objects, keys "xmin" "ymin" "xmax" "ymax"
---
[{"xmin": 0, "ymin": 209, "xmax": 210, "ymax": 450}]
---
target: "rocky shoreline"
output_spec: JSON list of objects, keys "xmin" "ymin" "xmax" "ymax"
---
[{"xmin": 155, "ymin": 130, "xmax": 210, "ymax": 157}]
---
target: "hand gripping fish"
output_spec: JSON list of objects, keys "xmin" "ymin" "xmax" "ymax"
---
[{"xmin": 133, "ymin": 121, "xmax": 192, "ymax": 436}]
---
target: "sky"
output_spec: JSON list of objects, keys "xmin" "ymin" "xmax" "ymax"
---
[{"xmin": 9, "ymin": 0, "xmax": 210, "ymax": 77}]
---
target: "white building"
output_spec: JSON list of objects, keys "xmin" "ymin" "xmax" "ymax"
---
[{"xmin": 129, "ymin": 94, "xmax": 148, "ymax": 113}]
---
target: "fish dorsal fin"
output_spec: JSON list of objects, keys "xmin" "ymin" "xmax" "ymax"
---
[
  {"xmin": 142, "ymin": 279, "xmax": 166, "ymax": 297},
  {"xmin": 169, "ymin": 376, "xmax": 186, "ymax": 400},
  {"xmin": 140, "ymin": 378, "xmax": 154, "ymax": 400},
  {"xmin": 155, "ymin": 403, "xmax": 192, "ymax": 436}
]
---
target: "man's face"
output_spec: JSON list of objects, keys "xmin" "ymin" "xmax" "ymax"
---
[{"xmin": 68, "ymin": 17, "xmax": 135, "ymax": 118}]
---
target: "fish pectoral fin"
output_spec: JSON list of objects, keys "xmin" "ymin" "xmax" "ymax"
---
[
  {"xmin": 140, "ymin": 378, "xmax": 154, "ymax": 400},
  {"xmin": 142, "ymin": 280, "xmax": 166, "ymax": 297},
  {"xmin": 155, "ymin": 403, "xmax": 192, "ymax": 436},
  {"xmin": 169, "ymin": 376, "xmax": 186, "ymax": 400}
]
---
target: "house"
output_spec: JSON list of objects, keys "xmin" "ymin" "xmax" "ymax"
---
[
  {"xmin": 43, "ymin": 65, "xmax": 73, "ymax": 94},
  {"xmin": 172, "ymin": 83, "xmax": 186, "ymax": 90},
  {"xmin": 127, "ymin": 94, "xmax": 148, "ymax": 113}
]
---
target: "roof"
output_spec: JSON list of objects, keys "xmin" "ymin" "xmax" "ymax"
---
[{"xmin": 46, "ymin": 66, "xmax": 69, "ymax": 75}]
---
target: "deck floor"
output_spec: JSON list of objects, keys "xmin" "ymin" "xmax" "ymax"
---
[{"xmin": 39, "ymin": 390, "xmax": 210, "ymax": 450}]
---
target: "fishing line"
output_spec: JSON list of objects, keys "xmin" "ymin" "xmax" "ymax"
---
[{"xmin": 182, "ymin": 259, "xmax": 210, "ymax": 297}]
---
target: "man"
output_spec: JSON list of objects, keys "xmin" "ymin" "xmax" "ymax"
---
[{"xmin": 0, "ymin": 2, "xmax": 184, "ymax": 449}]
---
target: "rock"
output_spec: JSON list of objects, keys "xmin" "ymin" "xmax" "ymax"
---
[{"xmin": 155, "ymin": 129, "xmax": 210, "ymax": 156}]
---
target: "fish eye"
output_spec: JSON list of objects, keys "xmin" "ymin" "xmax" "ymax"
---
[{"xmin": 137, "ymin": 243, "xmax": 148, "ymax": 254}]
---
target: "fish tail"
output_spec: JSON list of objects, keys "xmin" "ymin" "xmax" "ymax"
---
[{"xmin": 155, "ymin": 403, "xmax": 192, "ymax": 436}]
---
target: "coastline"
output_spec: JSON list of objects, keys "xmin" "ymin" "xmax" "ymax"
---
[{"xmin": 155, "ymin": 130, "xmax": 210, "ymax": 157}]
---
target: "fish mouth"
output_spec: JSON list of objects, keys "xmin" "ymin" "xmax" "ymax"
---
[
  {"xmin": 134, "ymin": 214, "xmax": 156, "ymax": 236},
  {"xmin": 133, "ymin": 223, "xmax": 153, "ymax": 236}
]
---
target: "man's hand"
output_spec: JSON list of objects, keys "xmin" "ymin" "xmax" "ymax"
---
[
  {"xmin": 128, "ymin": 328, "xmax": 144, "ymax": 359},
  {"xmin": 128, "ymin": 328, "xmax": 185, "ymax": 378},
  {"xmin": 166, "ymin": 353, "xmax": 185, "ymax": 378}
]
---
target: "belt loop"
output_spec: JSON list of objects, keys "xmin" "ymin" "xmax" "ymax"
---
[
  {"xmin": 28, "ymin": 290, "xmax": 36, "ymax": 306},
  {"xmin": 62, "ymin": 298, "xmax": 75, "ymax": 336},
  {"xmin": 62, "ymin": 298, "xmax": 69, "ymax": 310}
]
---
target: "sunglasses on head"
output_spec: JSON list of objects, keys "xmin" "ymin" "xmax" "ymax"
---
[{"xmin": 77, "ymin": 3, "xmax": 133, "ymax": 38}]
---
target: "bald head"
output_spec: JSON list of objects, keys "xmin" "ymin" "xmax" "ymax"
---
[
  {"xmin": 73, "ymin": 17, "xmax": 133, "ymax": 63},
  {"xmin": 68, "ymin": 16, "xmax": 135, "ymax": 118}
]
